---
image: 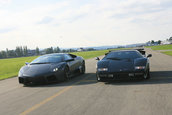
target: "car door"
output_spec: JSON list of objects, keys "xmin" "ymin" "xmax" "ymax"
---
[
  {"xmin": 69, "ymin": 54, "xmax": 82, "ymax": 69},
  {"xmin": 64, "ymin": 54, "xmax": 78, "ymax": 72}
]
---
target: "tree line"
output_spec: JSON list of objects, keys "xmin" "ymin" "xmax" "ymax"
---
[
  {"xmin": 0, "ymin": 46, "xmax": 26, "ymax": 59},
  {"xmin": 148, "ymin": 36, "xmax": 172, "ymax": 45},
  {"xmin": 0, "ymin": 46, "xmax": 62, "ymax": 59}
]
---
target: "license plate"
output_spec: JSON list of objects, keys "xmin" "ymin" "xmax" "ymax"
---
[{"xmin": 129, "ymin": 73, "xmax": 134, "ymax": 77}]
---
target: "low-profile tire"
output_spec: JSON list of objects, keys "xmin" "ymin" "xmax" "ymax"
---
[
  {"xmin": 143, "ymin": 69, "xmax": 150, "ymax": 80},
  {"xmin": 80, "ymin": 62, "xmax": 85, "ymax": 74},
  {"xmin": 63, "ymin": 66, "xmax": 70, "ymax": 81},
  {"xmin": 146, "ymin": 69, "xmax": 150, "ymax": 79}
]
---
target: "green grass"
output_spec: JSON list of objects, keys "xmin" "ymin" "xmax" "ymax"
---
[
  {"xmin": 0, "ymin": 48, "xmax": 129, "ymax": 80},
  {"xmin": 162, "ymin": 51, "xmax": 172, "ymax": 56},
  {"xmin": 71, "ymin": 50, "xmax": 109, "ymax": 59},
  {"xmin": 146, "ymin": 44, "xmax": 172, "ymax": 50},
  {"xmin": 0, "ymin": 56, "xmax": 38, "ymax": 80}
]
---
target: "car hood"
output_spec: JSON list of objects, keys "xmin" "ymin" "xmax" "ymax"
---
[
  {"xmin": 97, "ymin": 58, "xmax": 147, "ymax": 73},
  {"xmin": 20, "ymin": 62, "xmax": 64, "ymax": 77}
]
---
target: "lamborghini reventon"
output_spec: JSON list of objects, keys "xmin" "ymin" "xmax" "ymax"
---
[{"xmin": 18, "ymin": 53, "xmax": 85, "ymax": 85}]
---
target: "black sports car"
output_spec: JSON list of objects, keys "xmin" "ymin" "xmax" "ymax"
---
[
  {"xmin": 18, "ymin": 53, "xmax": 85, "ymax": 85},
  {"xmin": 96, "ymin": 50, "xmax": 152, "ymax": 81}
]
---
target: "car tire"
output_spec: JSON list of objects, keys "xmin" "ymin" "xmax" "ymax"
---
[
  {"xmin": 80, "ymin": 62, "xmax": 85, "ymax": 74},
  {"xmin": 63, "ymin": 66, "xmax": 69, "ymax": 81},
  {"xmin": 146, "ymin": 68, "xmax": 150, "ymax": 79},
  {"xmin": 143, "ymin": 69, "xmax": 150, "ymax": 80}
]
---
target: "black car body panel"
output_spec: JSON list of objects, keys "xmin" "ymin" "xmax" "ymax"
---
[
  {"xmin": 18, "ymin": 53, "xmax": 85, "ymax": 85},
  {"xmin": 96, "ymin": 50, "xmax": 152, "ymax": 81}
]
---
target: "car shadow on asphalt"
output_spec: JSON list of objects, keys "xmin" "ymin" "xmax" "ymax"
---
[
  {"xmin": 26, "ymin": 73, "xmax": 98, "ymax": 88},
  {"xmin": 104, "ymin": 71, "xmax": 172, "ymax": 85},
  {"xmin": 23, "ymin": 71, "xmax": 172, "ymax": 87}
]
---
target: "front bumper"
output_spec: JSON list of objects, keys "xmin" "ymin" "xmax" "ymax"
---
[
  {"xmin": 97, "ymin": 71, "xmax": 144, "ymax": 80},
  {"xmin": 18, "ymin": 71, "xmax": 64, "ymax": 84}
]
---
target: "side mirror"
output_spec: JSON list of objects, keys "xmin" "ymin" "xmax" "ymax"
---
[
  {"xmin": 25, "ymin": 62, "xmax": 29, "ymax": 65},
  {"xmin": 147, "ymin": 54, "xmax": 152, "ymax": 58},
  {"xmin": 96, "ymin": 57, "xmax": 100, "ymax": 61}
]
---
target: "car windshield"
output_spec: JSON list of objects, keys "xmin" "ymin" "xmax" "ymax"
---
[
  {"xmin": 30, "ymin": 55, "xmax": 63, "ymax": 64},
  {"xmin": 103, "ymin": 51, "xmax": 143, "ymax": 60}
]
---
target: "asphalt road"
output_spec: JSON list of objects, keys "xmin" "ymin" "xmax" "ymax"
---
[{"xmin": 0, "ymin": 48, "xmax": 172, "ymax": 115}]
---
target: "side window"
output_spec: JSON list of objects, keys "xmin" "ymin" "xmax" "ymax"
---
[
  {"xmin": 64, "ymin": 55, "xmax": 73, "ymax": 61},
  {"xmin": 69, "ymin": 54, "xmax": 77, "ymax": 58}
]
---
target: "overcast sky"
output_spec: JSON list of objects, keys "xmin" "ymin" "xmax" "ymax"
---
[{"xmin": 0, "ymin": 0, "xmax": 172, "ymax": 50}]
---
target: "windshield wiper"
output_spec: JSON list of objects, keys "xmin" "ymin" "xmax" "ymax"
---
[
  {"xmin": 107, "ymin": 57, "xmax": 121, "ymax": 60},
  {"xmin": 30, "ymin": 62, "xmax": 51, "ymax": 65}
]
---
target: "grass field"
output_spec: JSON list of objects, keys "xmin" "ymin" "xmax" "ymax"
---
[
  {"xmin": 162, "ymin": 51, "xmax": 172, "ymax": 56},
  {"xmin": 1, "ymin": 49, "xmax": 125, "ymax": 80},
  {"xmin": 0, "ymin": 56, "xmax": 38, "ymax": 80},
  {"xmin": 146, "ymin": 44, "xmax": 172, "ymax": 50}
]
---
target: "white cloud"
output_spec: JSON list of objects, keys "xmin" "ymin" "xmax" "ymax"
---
[
  {"xmin": 0, "ymin": 0, "xmax": 172, "ymax": 50},
  {"xmin": 0, "ymin": 0, "xmax": 11, "ymax": 6}
]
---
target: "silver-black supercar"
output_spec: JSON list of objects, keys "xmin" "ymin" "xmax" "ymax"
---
[
  {"xmin": 96, "ymin": 50, "xmax": 152, "ymax": 81},
  {"xmin": 18, "ymin": 53, "xmax": 85, "ymax": 85}
]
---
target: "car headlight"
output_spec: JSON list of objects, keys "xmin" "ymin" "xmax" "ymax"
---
[
  {"xmin": 98, "ymin": 68, "xmax": 108, "ymax": 71},
  {"xmin": 135, "ymin": 66, "xmax": 145, "ymax": 70},
  {"xmin": 53, "ymin": 68, "xmax": 59, "ymax": 72}
]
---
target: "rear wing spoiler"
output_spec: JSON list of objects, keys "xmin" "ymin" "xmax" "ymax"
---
[{"xmin": 134, "ymin": 48, "xmax": 145, "ymax": 55}]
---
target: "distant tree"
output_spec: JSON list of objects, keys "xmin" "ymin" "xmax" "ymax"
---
[
  {"xmin": 36, "ymin": 47, "xmax": 39, "ymax": 55},
  {"xmin": 1, "ymin": 51, "xmax": 7, "ymax": 58},
  {"xmin": 56, "ymin": 47, "xmax": 60, "ymax": 53},
  {"xmin": 6, "ymin": 48, "xmax": 9, "ymax": 58},
  {"xmin": 15, "ymin": 46, "xmax": 20, "ymax": 57},
  {"xmin": 158, "ymin": 40, "xmax": 162, "ymax": 45},
  {"xmin": 23, "ymin": 46, "xmax": 28, "ymax": 56},
  {"xmin": 15, "ymin": 46, "xmax": 23, "ymax": 57},
  {"xmin": 87, "ymin": 48, "xmax": 95, "ymax": 51},
  {"xmin": 20, "ymin": 46, "xmax": 23, "ymax": 56},
  {"xmin": 45, "ymin": 47, "xmax": 54, "ymax": 54},
  {"xmin": 8, "ymin": 50, "xmax": 16, "ymax": 57},
  {"xmin": 151, "ymin": 40, "xmax": 155, "ymax": 44},
  {"xmin": 62, "ymin": 49, "xmax": 66, "ymax": 53},
  {"xmin": 0, "ymin": 52, "xmax": 2, "ymax": 59},
  {"xmin": 169, "ymin": 37, "xmax": 172, "ymax": 40},
  {"xmin": 69, "ymin": 49, "xmax": 72, "ymax": 52},
  {"xmin": 54, "ymin": 47, "xmax": 60, "ymax": 53}
]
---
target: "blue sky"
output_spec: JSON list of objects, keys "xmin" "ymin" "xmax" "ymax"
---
[{"xmin": 0, "ymin": 0, "xmax": 172, "ymax": 50}]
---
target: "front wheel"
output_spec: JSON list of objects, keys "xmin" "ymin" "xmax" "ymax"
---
[
  {"xmin": 143, "ymin": 69, "xmax": 150, "ymax": 80},
  {"xmin": 80, "ymin": 63, "xmax": 85, "ymax": 74},
  {"xmin": 63, "ymin": 66, "xmax": 70, "ymax": 81}
]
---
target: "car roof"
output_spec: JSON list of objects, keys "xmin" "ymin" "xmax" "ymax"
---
[
  {"xmin": 109, "ymin": 50, "xmax": 139, "ymax": 53},
  {"xmin": 105, "ymin": 49, "xmax": 141, "ymax": 55},
  {"xmin": 41, "ymin": 53, "xmax": 68, "ymax": 57}
]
